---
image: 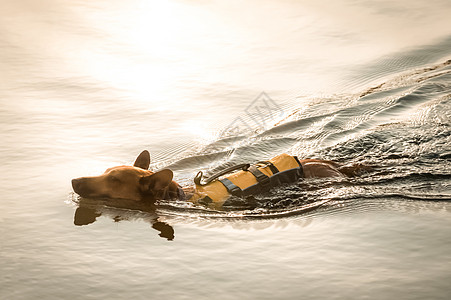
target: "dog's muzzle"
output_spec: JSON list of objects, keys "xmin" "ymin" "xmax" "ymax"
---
[{"xmin": 72, "ymin": 177, "xmax": 95, "ymax": 197}]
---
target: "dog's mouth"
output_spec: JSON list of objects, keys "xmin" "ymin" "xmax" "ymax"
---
[{"xmin": 71, "ymin": 178, "xmax": 105, "ymax": 199}]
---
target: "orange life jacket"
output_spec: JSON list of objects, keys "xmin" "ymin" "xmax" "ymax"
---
[{"xmin": 190, "ymin": 153, "xmax": 304, "ymax": 208}]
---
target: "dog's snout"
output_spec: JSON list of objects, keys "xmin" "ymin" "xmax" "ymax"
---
[
  {"xmin": 72, "ymin": 177, "xmax": 89, "ymax": 196},
  {"xmin": 72, "ymin": 178, "xmax": 81, "ymax": 191},
  {"xmin": 72, "ymin": 177, "xmax": 101, "ymax": 198}
]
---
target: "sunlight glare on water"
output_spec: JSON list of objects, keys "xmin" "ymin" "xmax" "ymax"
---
[{"xmin": 3, "ymin": 0, "xmax": 450, "ymax": 113}]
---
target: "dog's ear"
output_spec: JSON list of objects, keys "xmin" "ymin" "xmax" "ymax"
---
[
  {"xmin": 140, "ymin": 169, "xmax": 173, "ymax": 192},
  {"xmin": 134, "ymin": 150, "xmax": 151, "ymax": 170}
]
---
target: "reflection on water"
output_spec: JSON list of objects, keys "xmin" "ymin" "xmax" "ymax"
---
[{"xmin": 74, "ymin": 197, "xmax": 175, "ymax": 240}]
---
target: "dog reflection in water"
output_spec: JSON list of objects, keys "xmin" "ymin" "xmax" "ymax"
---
[{"xmin": 73, "ymin": 199, "xmax": 175, "ymax": 241}]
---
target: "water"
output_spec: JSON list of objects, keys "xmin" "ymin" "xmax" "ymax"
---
[{"xmin": 1, "ymin": 0, "xmax": 451, "ymax": 299}]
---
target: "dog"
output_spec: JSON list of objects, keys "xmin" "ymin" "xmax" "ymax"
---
[{"xmin": 72, "ymin": 150, "xmax": 366, "ymax": 207}]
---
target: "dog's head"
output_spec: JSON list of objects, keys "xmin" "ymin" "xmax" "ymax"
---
[{"xmin": 72, "ymin": 150, "xmax": 174, "ymax": 201}]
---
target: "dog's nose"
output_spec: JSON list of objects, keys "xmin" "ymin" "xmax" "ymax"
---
[{"xmin": 72, "ymin": 178, "xmax": 81, "ymax": 192}]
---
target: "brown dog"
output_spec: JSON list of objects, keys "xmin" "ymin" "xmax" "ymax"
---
[{"xmin": 72, "ymin": 150, "xmax": 363, "ymax": 205}]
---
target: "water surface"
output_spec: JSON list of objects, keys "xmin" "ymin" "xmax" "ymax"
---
[{"xmin": 1, "ymin": 0, "xmax": 451, "ymax": 299}]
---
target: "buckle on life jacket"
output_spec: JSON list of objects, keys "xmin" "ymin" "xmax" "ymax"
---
[
  {"xmin": 256, "ymin": 160, "xmax": 279, "ymax": 175},
  {"xmin": 219, "ymin": 178, "xmax": 243, "ymax": 197}
]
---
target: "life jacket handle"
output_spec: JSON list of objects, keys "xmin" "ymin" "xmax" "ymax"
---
[{"xmin": 194, "ymin": 163, "xmax": 250, "ymax": 186}]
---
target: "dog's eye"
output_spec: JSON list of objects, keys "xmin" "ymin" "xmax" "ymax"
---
[{"xmin": 109, "ymin": 176, "xmax": 120, "ymax": 183}]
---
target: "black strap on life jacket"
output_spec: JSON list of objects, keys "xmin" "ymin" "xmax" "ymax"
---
[
  {"xmin": 293, "ymin": 156, "xmax": 304, "ymax": 177},
  {"xmin": 219, "ymin": 178, "xmax": 243, "ymax": 196},
  {"xmin": 247, "ymin": 165, "xmax": 271, "ymax": 190}
]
